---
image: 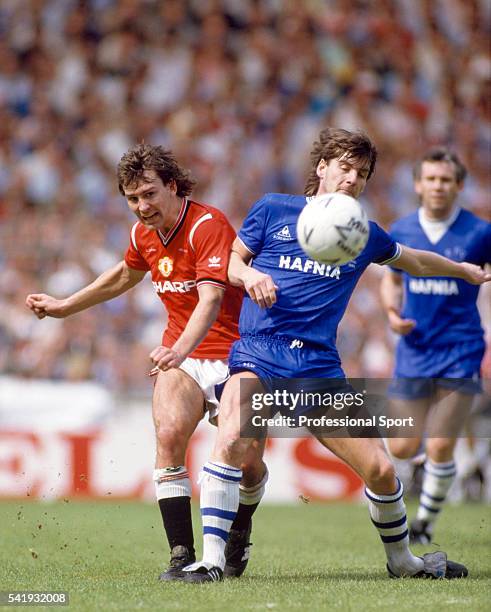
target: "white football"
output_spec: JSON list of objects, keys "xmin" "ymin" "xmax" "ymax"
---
[{"xmin": 296, "ymin": 193, "xmax": 369, "ymax": 265}]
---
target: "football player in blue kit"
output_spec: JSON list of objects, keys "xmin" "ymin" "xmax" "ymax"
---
[
  {"xmin": 380, "ymin": 148, "xmax": 491, "ymax": 545},
  {"xmin": 180, "ymin": 128, "xmax": 491, "ymax": 583}
]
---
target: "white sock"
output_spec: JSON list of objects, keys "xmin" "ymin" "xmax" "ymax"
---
[
  {"xmin": 239, "ymin": 467, "xmax": 269, "ymax": 505},
  {"xmin": 200, "ymin": 461, "xmax": 242, "ymax": 569},
  {"xmin": 417, "ymin": 459, "xmax": 456, "ymax": 524},
  {"xmin": 365, "ymin": 478, "xmax": 424, "ymax": 576},
  {"xmin": 153, "ymin": 466, "xmax": 191, "ymax": 499}
]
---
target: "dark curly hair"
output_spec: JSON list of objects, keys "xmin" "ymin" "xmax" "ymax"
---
[
  {"xmin": 117, "ymin": 143, "xmax": 196, "ymax": 197},
  {"xmin": 304, "ymin": 127, "xmax": 377, "ymax": 196}
]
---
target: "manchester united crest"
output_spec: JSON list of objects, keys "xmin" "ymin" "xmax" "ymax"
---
[{"xmin": 158, "ymin": 256, "xmax": 173, "ymax": 277}]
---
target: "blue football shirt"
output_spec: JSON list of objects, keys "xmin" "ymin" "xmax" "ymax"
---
[
  {"xmin": 389, "ymin": 208, "xmax": 491, "ymax": 347},
  {"xmin": 237, "ymin": 193, "xmax": 400, "ymax": 352}
]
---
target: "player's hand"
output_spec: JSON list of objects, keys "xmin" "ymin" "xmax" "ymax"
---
[
  {"xmin": 387, "ymin": 309, "xmax": 416, "ymax": 335},
  {"xmin": 25, "ymin": 294, "xmax": 70, "ymax": 319},
  {"xmin": 459, "ymin": 262, "xmax": 491, "ymax": 285},
  {"xmin": 149, "ymin": 346, "xmax": 185, "ymax": 373},
  {"xmin": 242, "ymin": 268, "xmax": 279, "ymax": 309}
]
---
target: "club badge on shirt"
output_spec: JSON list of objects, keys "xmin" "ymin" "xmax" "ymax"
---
[{"xmin": 158, "ymin": 257, "xmax": 173, "ymax": 277}]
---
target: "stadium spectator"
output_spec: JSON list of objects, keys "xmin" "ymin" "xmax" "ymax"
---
[{"xmin": 1, "ymin": 0, "xmax": 490, "ymax": 391}]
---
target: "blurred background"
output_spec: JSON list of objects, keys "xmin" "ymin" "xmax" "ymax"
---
[{"xmin": 0, "ymin": 0, "xmax": 490, "ymax": 502}]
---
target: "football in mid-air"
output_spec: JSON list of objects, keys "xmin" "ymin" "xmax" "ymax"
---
[{"xmin": 296, "ymin": 193, "xmax": 369, "ymax": 265}]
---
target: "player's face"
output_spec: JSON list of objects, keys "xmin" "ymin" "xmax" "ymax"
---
[
  {"xmin": 415, "ymin": 161, "xmax": 462, "ymax": 219},
  {"xmin": 316, "ymin": 155, "xmax": 369, "ymax": 199},
  {"xmin": 124, "ymin": 171, "xmax": 178, "ymax": 230}
]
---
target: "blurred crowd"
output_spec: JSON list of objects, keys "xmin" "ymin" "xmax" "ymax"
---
[{"xmin": 1, "ymin": 0, "xmax": 490, "ymax": 394}]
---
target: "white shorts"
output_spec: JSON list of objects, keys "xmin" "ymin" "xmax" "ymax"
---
[{"xmin": 179, "ymin": 357, "xmax": 229, "ymax": 422}]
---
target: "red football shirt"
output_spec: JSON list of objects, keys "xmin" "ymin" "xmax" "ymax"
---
[{"xmin": 124, "ymin": 198, "xmax": 242, "ymax": 359}]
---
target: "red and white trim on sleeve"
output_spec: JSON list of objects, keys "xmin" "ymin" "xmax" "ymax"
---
[
  {"xmin": 130, "ymin": 222, "xmax": 140, "ymax": 252},
  {"xmin": 189, "ymin": 213, "xmax": 213, "ymax": 251},
  {"xmin": 196, "ymin": 279, "xmax": 226, "ymax": 290}
]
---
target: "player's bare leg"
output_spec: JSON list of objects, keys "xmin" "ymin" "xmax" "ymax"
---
[
  {"xmin": 182, "ymin": 372, "xmax": 264, "ymax": 582},
  {"xmin": 314, "ymin": 435, "xmax": 467, "ymax": 578},
  {"xmin": 387, "ymin": 396, "xmax": 430, "ymax": 460},
  {"xmin": 409, "ymin": 388, "xmax": 474, "ymax": 544},
  {"xmin": 386, "ymin": 397, "xmax": 428, "ymax": 529},
  {"xmin": 152, "ymin": 368, "xmax": 205, "ymax": 580}
]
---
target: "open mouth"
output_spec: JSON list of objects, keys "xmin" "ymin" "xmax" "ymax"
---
[{"xmin": 141, "ymin": 212, "xmax": 159, "ymax": 223}]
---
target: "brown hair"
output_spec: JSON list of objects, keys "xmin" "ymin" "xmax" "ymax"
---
[
  {"xmin": 413, "ymin": 147, "xmax": 467, "ymax": 183},
  {"xmin": 117, "ymin": 143, "xmax": 196, "ymax": 197},
  {"xmin": 304, "ymin": 127, "xmax": 378, "ymax": 196}
]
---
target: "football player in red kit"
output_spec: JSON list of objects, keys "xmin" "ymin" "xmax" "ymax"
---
[{"xmin": 26, "ymin": 144, "xmax": 267, "ymax": 581}]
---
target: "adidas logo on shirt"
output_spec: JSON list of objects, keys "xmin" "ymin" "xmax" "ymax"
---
[
  {"xmin": 208, "ymin": 256, "xmax": 221, "ymax": 268},
  {"xmin": 273, "ymin": 225, "xmax": 292, "ymax": 241}
]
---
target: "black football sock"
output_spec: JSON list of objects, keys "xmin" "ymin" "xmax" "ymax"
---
[
  {"xmin": 230, "ymin": 502, "xmax": 259, "ymax": 531},
  {"xmin": 158, "ymin": 496, "xmax": 195, "ymax": 555}
]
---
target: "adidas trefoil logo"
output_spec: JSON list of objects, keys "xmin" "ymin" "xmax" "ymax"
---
[
  {"xmin": 273, "ymin": 225, "xmax": 292, "ymax": 241},
  {"xmin": 208, "ymin": 256, "xmax": 221, "ymax": 268}
]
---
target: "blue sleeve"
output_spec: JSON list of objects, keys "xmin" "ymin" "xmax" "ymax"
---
[
  {"xmin": 387, "ymin": 222, "xmax": 403, "ymax": 273},
  {"xmin": 369, "ymin": 222, "xmax": 402, "ymax": 266},
  {"xmin": 237, "ymin": 197, "xmax": 268, "ymax": 255},
  {"xmin": 477, "ymin": 223, "xmax": 491, "ymax": 266}
]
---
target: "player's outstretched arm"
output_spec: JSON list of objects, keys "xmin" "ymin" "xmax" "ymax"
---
[
  {"xmin": 380, "ymin": 270, "xmax": 416, "ymax": 335},
  {"xmin": 394, "ymin": 246, "xmax": 491, "ymax": 285},
  {"xmin": 149, "ymin": 284, "xmax": 224, "ymax": 371},
  {"xmin": 228, "ymin": 238, "xmax": 278, "ymax": 308},
  {"xmin": 26, "ymin": 261, "xmax": 146, "ymax": 320}
]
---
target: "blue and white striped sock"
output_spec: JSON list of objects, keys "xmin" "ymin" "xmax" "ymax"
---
[
  {"xmin": 200, "ymin": 461, "xmax": 242, "ymax": 569},
  {"xmin": 416, "ymin": 459, "xmax": 456, "ymax": 524},
  {"xmin": 366, "ymin": 478, "xmax": 424, "ymax": 576}
]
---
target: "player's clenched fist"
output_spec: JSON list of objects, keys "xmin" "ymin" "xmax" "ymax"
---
[
  {"xmin": 25, "ymin": 294, "xmax": 69, "ymax": 319},
  {"xmin": 242, "ymin": 268, "xmax": 279, "ymax": 309},
  {"xmin": 149, "ymin": 345, "xmax": 185, "ymax": 372}
]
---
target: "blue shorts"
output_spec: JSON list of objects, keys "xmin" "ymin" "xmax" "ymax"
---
[
  {"xmin": 390, "ymin": 339, "xmax": 484, "ymax": 399},
  {"xmin": 229, "ymin": 334, "xmax": 345, "ymax": 380},
  {"xmin": 229, "ymin": 334, "xmax": 354, "ymax": 420}
]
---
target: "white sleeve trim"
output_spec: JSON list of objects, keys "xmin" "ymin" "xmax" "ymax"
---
[
  {"xmin": 236, "ymin": 235, "xmax": 256, "ymax": 255},
  {"xmin": 379, "ymin": 242, "xmax": 402, "ymax": 266},
  {"xmin": 189, "ymin": 213, "xmax": 213, "ymax": 251},
  {"xmin": 130, "ymin": 222, "xmax": 140, "ymax": 252},
  {"xmin": 197, "ymin": 279, "xmax": 226, "ymax": 290}
]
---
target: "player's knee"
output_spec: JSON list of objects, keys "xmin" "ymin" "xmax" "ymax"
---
[
  {"xmin": 388, "ymin": 438, "xmax": 421, "ymax": 460},
  {"xmin": 427, "ymin": 438, "xmax": 455, "ymax": 462},
  {"xmin": 364, "ymin": 456, "xmax": 396, "ymax": 491},
  {"xmin": 155, "ymin": 425, "xmax": 188, "ymax": 457},
  {"xmin": 216, "ymin": 433, "xmax": 252, "ymax": 465}
]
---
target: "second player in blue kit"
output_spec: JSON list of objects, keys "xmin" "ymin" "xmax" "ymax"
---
[{"xmin": 381, "ymin": 148, "xmax": 491, "ymax": 544}]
